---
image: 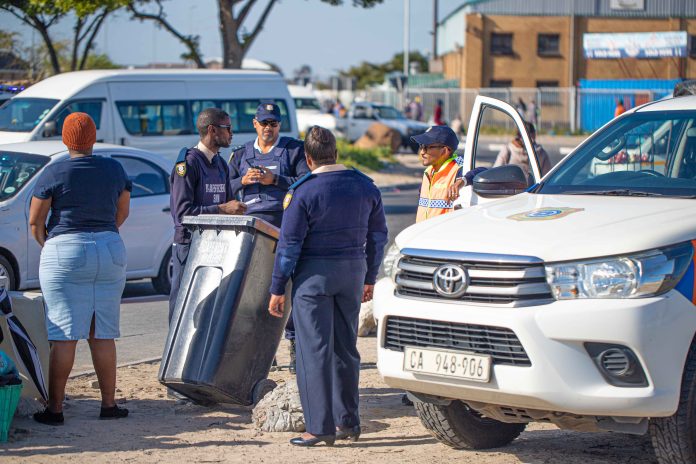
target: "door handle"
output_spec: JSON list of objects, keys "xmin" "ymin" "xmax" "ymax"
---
[{"xmin": 162, "ymin": 207, "xmax": 171, "ymax": 213}]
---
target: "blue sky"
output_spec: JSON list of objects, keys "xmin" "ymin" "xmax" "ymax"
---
[{"xmin": 3, "ymin": 0, "xmax": 463, "ymax": 79}]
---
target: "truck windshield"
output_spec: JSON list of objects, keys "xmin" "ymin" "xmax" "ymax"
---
[
  {"xmin": 375, "ymin": 105, "xmax": 405, "ymax": 120},
  {"xmin": 0, "ymin": 151, "xmax": 49, "ymax": 201},
  {"xmin": 0, "ymin": 98, "xmax": 58, "ymax": 133},
  {"xmin": 294, "ymin": 98, "xmax": 322, "ymax": 110},
  {"xmin": 538, "ymin": 111, "xmax": 696, "ymax": 198}
]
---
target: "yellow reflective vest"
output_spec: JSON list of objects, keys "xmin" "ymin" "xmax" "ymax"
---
[{"xmin": 416, "ymin": 157, "xmax": 461, "ymax": 223}]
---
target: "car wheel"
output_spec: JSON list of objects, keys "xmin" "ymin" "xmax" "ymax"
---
[
  {"xmin": 151, "ymin": 247, "xmax": 172, "ymax": 295},
  {"xmin": 408, "ymin": 139, "xmax": 420, "ymax": 153},
  {"xmin": 413, "ymin": 397, "xmax": 525, "ymax": 450},
  {"xmin": 649, "ymin": 338, "xmax": 696, "ymax": 463},
  {"xmin": 0, "ymin": 254, "xmax": 17, "ymax": 290}
]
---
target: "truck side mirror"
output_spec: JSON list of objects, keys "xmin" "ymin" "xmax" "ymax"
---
[
  {"xmin": 473, "ymin": 165, "xmax": 529, "ymax": 198},
  {"xmin": 42, "ymin": 121, "xmax": 56, "ymax": 138}
]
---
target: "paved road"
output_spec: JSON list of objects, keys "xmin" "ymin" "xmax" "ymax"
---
[{"xmin": 72, "ymin": 187, "xmax": 420, "ymax": 373}]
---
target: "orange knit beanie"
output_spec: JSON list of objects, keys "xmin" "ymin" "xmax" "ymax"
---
[{"xmin": 62, "ymin": 112, "xmax": 96, "ymax": 151}]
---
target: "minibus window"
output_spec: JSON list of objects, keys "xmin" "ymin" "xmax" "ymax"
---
[
  {"xmin": 52, "ymin": 101, "xmax": 103, "ymax": 134},
  {"xmin": 116, "ymin": 101, "xmax": 191, "ymax": 136},
  {"xmin": 0, "ymin": 98, "xmax": 58, "ymax": 132},
  {"xmin": 191, "ymin": 99, "xmax": 291, "ymax": 134}
]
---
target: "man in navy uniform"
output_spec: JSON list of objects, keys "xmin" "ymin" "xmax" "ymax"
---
[
  {"xmin": 268, "ymin": 126, "xmax": 388, "ymax": 447},
  {"xmin": 229, "ymin": 102, "xmax": 309, "ymax": 373},
  {"xmin": 169, "ymin": 107, "xmax": 246, "ymax": 321}
]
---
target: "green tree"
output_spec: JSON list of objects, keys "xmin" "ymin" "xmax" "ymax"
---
[
  {"xmin": 340, "ymin": 51, "xmax": 429, "ymax": 89},
  {"xmin": 127, "ymin": 0, "xmax": 384, "ymax": 70}
]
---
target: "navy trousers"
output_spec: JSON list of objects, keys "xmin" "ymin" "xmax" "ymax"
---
[
  {"xmin": 168, "ymin": 242, "xmax": 190, "ymax": 324},
  {"xmin": 291, "ymin": 258, "xmax": 367, "ymax": 436}
]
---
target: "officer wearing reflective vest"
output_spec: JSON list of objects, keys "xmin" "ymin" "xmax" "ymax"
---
[
  {"xmin": 412, "ymin": 125, "xmax": 483, "ymax": 223},
  {"xmin": 268, "ymin": 126, "xmax": 388, "ymax": 447},
  {"xmin": 169, "ymin": 108, "xmax": 246, "ymax": 321}
]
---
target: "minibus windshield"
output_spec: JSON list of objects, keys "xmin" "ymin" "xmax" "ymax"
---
[{"xmin": 0, "ymin": 98, "xmax": 58, "ymax": 132}]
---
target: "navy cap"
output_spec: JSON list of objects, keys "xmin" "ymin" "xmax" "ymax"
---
[
  {"xmin": 410, "ymin": 125, "xmax": 459, "ymax": 151},
  {"xmin": 255, "ymin": 102, "xmax": 281, "ymax": 122}
]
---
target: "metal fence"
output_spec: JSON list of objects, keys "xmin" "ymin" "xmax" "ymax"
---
[{"xmin": 316, "ymin": 86, "xmax": 675, "ymax": 134}]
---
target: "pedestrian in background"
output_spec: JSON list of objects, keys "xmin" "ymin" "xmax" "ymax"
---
[
  {"xmin": 228, "ymin": 102, "xmax": 309, "ymax": 372},
  {"xmin": 515, "ymin": 97, "xmax": 528, "ymax": 117},
  {"xmin": 169, "ymin": 108, "xmax": 246, "ymax": 321},
  {"xmin": 493, "ymin": 121, "xmax": 551, "ymax": 181},
  {"xmin": 433, "ymin": 99, "xmax": 445, "ymax": 126},
  {"xmin": 29, "ymin": 112, "xmax": 131, "ymax": 425},
  {"xmin": 268, "ymin": 126, "xmax": 388, "ymax": 447},
  {"xmin": 615, "ymin": 98, "xmax": 626, "ymax": 118},
  {"xmin": 527, "ymin": 100, "xmax": 539, "ymax": 125}
]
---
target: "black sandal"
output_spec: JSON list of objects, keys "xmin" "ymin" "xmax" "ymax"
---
[
  {"xmin": 99, "ymin": 405, "xmax": 129, "ymax": 420},
  {"xmin": 33, "ymin": 408, "xmax": 64, "ymax": 426}
]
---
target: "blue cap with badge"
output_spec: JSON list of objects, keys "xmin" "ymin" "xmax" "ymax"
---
[
  {"xmin": 255, "ymin": 102, "xmax": 281, "ymax": 122},
  {"xmin": 410, "ymin": 125, "xmax": 459, "ymax": 151}
]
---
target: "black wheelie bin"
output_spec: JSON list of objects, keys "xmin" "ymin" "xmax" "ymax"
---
[{"xmin": 158, "ymin": 215, "xmax": 290, "ymax": 406}]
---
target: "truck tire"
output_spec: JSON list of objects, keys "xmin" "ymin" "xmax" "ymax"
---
[
  {"xmin": 649, "ymin": 338, "xmax": 696, "ymax": 463},
  {"xmin": 151, "ymin": 248, "xmax": 172, "ymax": 295},
  {"xmin": 413, "ymin": 398, "xmax": 525, "ymax": 450},
  {"xmin": 408, "ymin": 138, "xmax": 420, "ymax": 153}
]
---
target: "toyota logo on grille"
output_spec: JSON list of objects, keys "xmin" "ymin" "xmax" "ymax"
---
[{"xmin": 433, "ymin": 264, "xmax": 469, "ymax": 298}]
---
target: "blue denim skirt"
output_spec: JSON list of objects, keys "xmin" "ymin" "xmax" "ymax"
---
[{"xmin": 39, "ymin": 231, "xmax": 126, "ymax": 341}]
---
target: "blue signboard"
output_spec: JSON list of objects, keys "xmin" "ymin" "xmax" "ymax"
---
[{"xmin": 583, "ymin": 31, "xmax": 687, "ymax": 59}]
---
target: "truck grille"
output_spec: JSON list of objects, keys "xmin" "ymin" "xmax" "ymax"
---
[
  {"xmin": 385, "ymin": 316, "xmax": 531, "ymax": 366},
  {"xmin": 395, "ymin": 253, "xmax": 553, "ymax": 306}
]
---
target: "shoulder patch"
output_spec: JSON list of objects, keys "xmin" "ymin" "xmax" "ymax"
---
[
  {"xmin": 175, "ymin": 147, "xmax": 189, "ymax": 164},
  {"xmin": 175, "ymin": 162, "xmax": 186, "ymax": 177},
  {"xmin": 350, "ymin": 167, "xmax": 375, "ymax": 182},
  {"xmin": 288, "ymin": 172, "xmax": 315, "ymax": 191},
  {"xmin": 283, "ymin": 191, "xmax": 293, "ymax": 210}
]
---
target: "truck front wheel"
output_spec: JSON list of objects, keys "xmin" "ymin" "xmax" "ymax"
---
[
  {"xmin": 649, "ymin": 339, "xmax": 696, "ymax": 463},
  {"xmin": 413, "ymin": 397, "xmax": 526, "ymax": 449}
]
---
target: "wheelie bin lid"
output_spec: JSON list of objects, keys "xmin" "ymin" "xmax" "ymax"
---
[{"xmin": 182, "ymin": 215, "xmax": 279, "ymax": 240}]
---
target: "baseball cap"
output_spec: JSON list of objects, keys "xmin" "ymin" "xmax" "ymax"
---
[
  {"xmin": 255, "ymin": 102, "xmax": 281, "ymax": 122},
  {"xmin": 410, "ymin": 125, "xmax": 459, "ymax": 151}
]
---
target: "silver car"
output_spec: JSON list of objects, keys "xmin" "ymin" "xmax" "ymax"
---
[{"xmin": 0, "ymin": 141, "xmax": 174, "ymax": 293}]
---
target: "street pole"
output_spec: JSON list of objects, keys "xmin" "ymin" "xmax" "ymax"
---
[
  {"xmin": 433, "ymin": 0, "xmax": 438, "ymax": 59},
  {"xmin": 403, "ymin": 0, "xmax": 411, "ymax": 109}
]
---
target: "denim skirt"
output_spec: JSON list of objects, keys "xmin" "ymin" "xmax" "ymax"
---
[{"xmin": 39, "ymin": 231, "xmax": 126, "ymax": 341}]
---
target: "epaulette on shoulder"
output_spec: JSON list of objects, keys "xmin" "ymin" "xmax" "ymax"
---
[
  {"xmin": 350, "ymin": 167, "xmax": 375, "ymax": 182},
  {"xmin": 228, "ymin": 145, "xmax": 245, "ymax": 164},
  {"xmin": 175, "ymin": 147, "xmax": 189, "ymax": 164},
  {"xmin": 289, "ymin": 172, "xmax": 315, "ymax": 191}
]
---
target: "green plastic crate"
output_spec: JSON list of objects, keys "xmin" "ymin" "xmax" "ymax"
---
[{"xmin": 0, "ymin": 383, "xmax": 23, "ymax": 442}]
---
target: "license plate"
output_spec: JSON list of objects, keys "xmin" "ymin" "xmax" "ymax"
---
[{"xmin": 403, "ymin": 346, "xmax": 492, "ymax": 382}]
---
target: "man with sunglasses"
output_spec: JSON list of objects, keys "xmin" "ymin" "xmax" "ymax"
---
[
  {"xmin": 412, "ymin": 125, "xmax": 484, "ymax": 223},
  {"xmin": 228, "ymin": 102, "xmax": 309, "ymax": 373},
  {"xmin": 169, "ymin": 108, "xmax": 247, "ymax": 322}
]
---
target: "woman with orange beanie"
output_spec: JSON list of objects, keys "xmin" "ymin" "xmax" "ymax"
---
[{"xmin": 28, "ymin": 112, "xmax": 132, "ymax": 425}]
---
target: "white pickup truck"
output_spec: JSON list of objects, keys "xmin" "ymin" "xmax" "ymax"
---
[{"xmin": 375, "ymin": 95, "xmax": 696, "ymax": 463}]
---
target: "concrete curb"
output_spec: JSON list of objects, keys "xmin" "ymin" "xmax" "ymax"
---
[
  {"xmin": 70, "ymin": 356, "xmax": 162, "ymax": 379},
  {"xmin": 379, "ymin": 182, "xmax": 420, "ymax": 192}
]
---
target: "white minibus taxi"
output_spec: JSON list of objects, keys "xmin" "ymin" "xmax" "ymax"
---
[{"xmin": 0, "ymin": 69, "xmax": 298, "ymax": 162}]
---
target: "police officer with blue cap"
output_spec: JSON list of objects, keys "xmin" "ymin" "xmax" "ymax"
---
[
  {"xmin": 229, "ymin": 102, "xmax": 309, "ymax": 372},
  {"xmin": 268, "ymin": 126, "xmax": 388, "ymax": 447},
  {"xmin": 169, "ymin": 108, "xmax": 246, "ymax": 321}
]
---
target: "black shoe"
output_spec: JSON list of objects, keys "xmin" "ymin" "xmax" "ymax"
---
[
  {"xmin": 99, "ymin": 405, "xmax": 129, "ymax": 419},
  {"xmin": 290, "ymin": 434, "xmax": 336, "ymax": 447},
  {"xmin": 401, "ymin": 393, "xmax": 414, "ymax": 406},
  {"xmin": 33, "ymin": 408, "xmax": 64, "ymax": 426},
  {"xmin": 336, "ymin": 425, "xmax": 361, "ymax": 442},
  {"xmin": 289, "ymin": 339, "xmax": 296, "ymax": 375}
]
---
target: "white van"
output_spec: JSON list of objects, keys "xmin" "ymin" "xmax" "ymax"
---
[
  {"xmin": 288, "ymin": 84, "xmax": 336, "ymax": 134},
  {"xmin": 0, "ymin": 70, "xmax": 298, "ymax": 162}
]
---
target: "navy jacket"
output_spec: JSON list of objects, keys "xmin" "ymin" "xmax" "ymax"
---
[
  {"xmin": 270, "ymin": 168, "xmax": 389, "ymax": 295},
  {"xmin": 228, "ymin": 137, "xmax": 309, "ymax": 214},
  {"xmin": 170, "ymin": 147, "xmax": 232, "ymax": 244}
]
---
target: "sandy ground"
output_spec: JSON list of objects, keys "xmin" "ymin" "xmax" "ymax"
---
[{"xmin": 2, "ymin": 336, "xmax": 657, "ymax": 464}]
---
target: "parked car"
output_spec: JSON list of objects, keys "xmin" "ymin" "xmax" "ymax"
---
[
  {"xmin": 335, "ymin": 101, "xmax": 429, "ymax": 151},
  {"xmin": 0, "ymin": 141, "xmax": 173, "ymax": 293},
  {"xmin": 288, "ymin": 85, "xmax": 336, "ymax": 134},
  {"xmin": 0, "ymin": 70, "xmax": 298, "ymax": 162},
  {"xmin": 375, "ymin": 94, "xmax": 696, "ymax": 463}
]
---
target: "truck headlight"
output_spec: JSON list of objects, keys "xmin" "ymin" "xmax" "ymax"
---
[
  {"xmin": 545, "ymin": 242, "xmax": 693, "ymax": 300},
  {"xmin": 382, "ymin": 243, "xmax": 402, "ymax": 282}
]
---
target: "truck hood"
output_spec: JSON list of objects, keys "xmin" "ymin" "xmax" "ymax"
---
[
  {"xmin": 0, "ymin": 131, "xmax": 32, "ymax": 144},
  {"xmin": 397, "ymin": 193, "xmax": 696, "ymax": 262}
]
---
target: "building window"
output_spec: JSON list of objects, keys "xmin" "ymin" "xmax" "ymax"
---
[
  {"xmin": 537, "ymin": 81, "xmax": 561, "ymax": 106},
  {"xmin": 690, "ymin": 35, "xmax": 696, "ymax": 57},
  {"xmin": 491, "ymin": 33, "xmax": 513, "ymax": 56},
  {"xmin": 489, "ymin": 80, "xmax": 512, "ymax": 88},
  {"xmin": 538, "ymin": 34, "xmax": 560, "ymax": 56}
]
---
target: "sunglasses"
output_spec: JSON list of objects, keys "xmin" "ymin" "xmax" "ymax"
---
[
  {"xmin": 257, "ymin": 120, "xmax": 280, "ymax": 128},
  {"xmin": 419, "ymin": 144, "xmax": 445, "ymax": 152},
  {"xmin": 212, "ymin": 124, "xmax": 232, "ymax": 131}
]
